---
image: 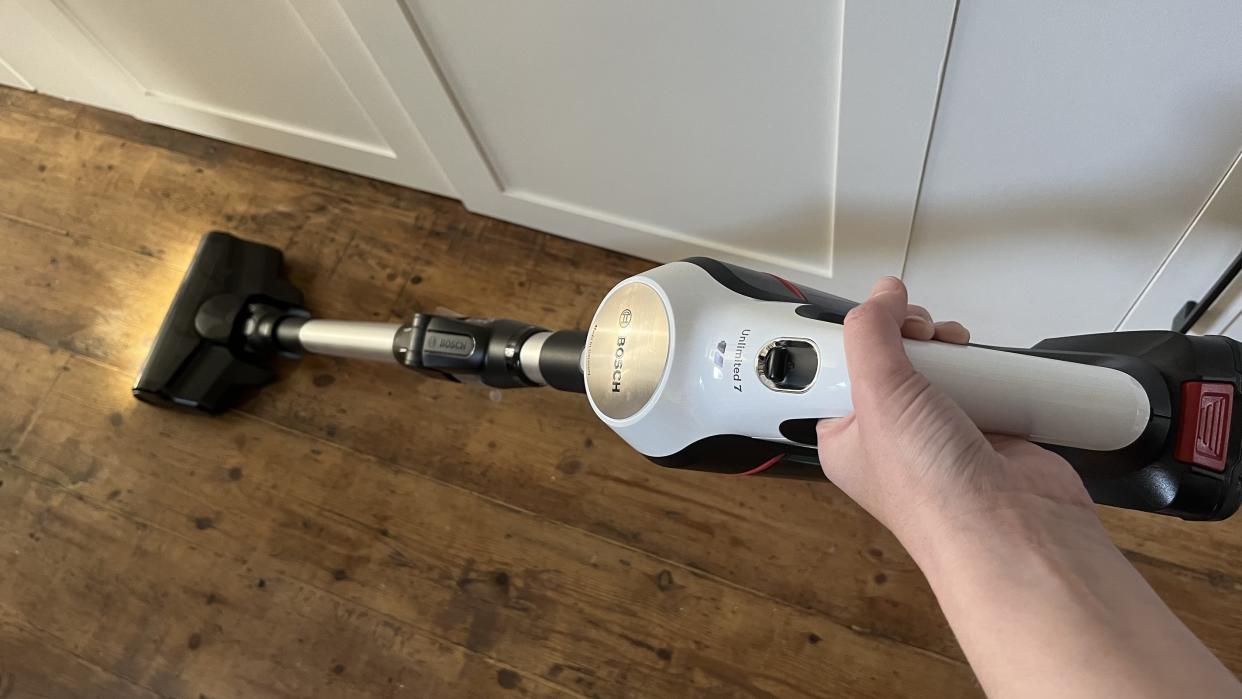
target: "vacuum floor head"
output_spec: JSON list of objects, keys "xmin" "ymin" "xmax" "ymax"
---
[{"xmin": 133, "ymin": 231, "xmax": 305, "ymax": 414}]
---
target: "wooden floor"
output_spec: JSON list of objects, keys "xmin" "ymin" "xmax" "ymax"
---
[{"xmin": 1, "ymin": 86, "xmax": 1241, "ymax": 698}]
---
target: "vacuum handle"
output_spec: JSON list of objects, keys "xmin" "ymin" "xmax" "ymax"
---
[{"xmin": 902, "ymin": 340, "xmax": 1152, "ymax": 451}]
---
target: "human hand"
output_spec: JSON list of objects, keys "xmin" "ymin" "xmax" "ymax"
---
[
  {"xmin": 816, "ymin": 277, "xmax": 1100, "ymax": 556},
  {"xmin": 820, "ymin": 279, "xmax": 1242, "ymax": 698}
]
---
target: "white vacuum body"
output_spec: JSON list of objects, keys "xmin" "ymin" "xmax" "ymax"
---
[{"xmin": 583, "ymin": 259, "xmax": 1153, "ymax": 476}]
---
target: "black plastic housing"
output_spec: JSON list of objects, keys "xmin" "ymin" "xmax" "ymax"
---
[
  {"xmin": 397, "ymin": 316, "xmax": 587, "ymax": 393},
  {"xmin": 539, "ymin": 330, "xmax": 588, "ymax": 393},
  {"xmin": 132, "ymin": 232, "xmax": 305, "ymax": 414},
  {"xmin": 399, "ymin": 314, "xmax": 542, "ymax": 388},
  {"xmin": 1021, "ymin": 331, "xmax": 1242, "ymax": 521}
]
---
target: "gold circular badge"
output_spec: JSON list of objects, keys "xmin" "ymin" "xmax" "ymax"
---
[{"xmin": 585, "ymin": 281, "xmax": 670, "ymax": 420}]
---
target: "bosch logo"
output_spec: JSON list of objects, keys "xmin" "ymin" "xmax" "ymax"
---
[
  {"xmin": 611, "ymin": 336, "xmax": 626, "ymax": 392},
  {"xmin": 613, "ymin": 308, "xmax": 632, "ymax": 392}
]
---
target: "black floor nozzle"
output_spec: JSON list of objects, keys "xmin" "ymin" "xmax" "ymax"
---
[{"xmin": 133, "ymin": 231, "xmax": 306, "ymax": 414}]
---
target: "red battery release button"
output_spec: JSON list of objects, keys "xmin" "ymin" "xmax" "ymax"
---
[{"xmin": 1175, "ymin": 381, "xmax": 1233, "ymax": 472}]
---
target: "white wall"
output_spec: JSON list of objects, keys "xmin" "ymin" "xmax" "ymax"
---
[
  {"xmin": 3, "ymin": 0, "xmax": 1239, "ymax": 346},
  {"xmin": 375, "ymin": 0, "xmax": 955, "ymax": 297},
  {"xmin": 904, "ymin": 0, "xmax": 1242, "ymax": 346}
]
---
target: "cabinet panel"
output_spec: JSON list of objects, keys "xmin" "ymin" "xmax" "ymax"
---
[
  {"xmin": 359, "ymin": 0, "xmax": 954, "ymax": 296},
  {"xmin": 1127, "ymin": 150, "xmax": 1242, "ymax": 338},
  {"xmin": 1205, "ymin": 286, "xmax": 1242, "ymax": 340},
  {"xmin": 0, "ymin": 0, "xmax": 127, "ymax": 110},
  {"xmin": 903, "ymin": 0, "xmax": 1242, "ymax": 346},
  {"xmin": 12, "ymin": 0, "xmax": 454, "ymax": 195},
  {"xmin": 57, "ymin": 0, "xmax": 384, "ymax": 149},
  {"xmin": 412, "ymin": 1, "xmax": 840, "ymax": 263},
  {"xmin": 0, "ymin": 56, "xmax": 30, "ymax": 90},
  {"xmin": 1124, "ymin": 149, "xmax": 1242, "ymax": 335}
]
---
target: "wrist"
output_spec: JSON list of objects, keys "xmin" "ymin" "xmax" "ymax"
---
[
  {"xmin": 897, "ymin": 495, "xmax": 1113, "ymax": 584},
  {"xmin": 894, "ymin": 493, "xmax": 1242, "ymax": 698}
]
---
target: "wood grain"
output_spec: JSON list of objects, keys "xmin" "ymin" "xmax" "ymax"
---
[
  {"xmin": 0, "ymin": 146, "xmax": 962, "ymax": 661},
  {"xmin": 0, "ymin": 86, "xmax": 1239, "ymax": 696},
  {"xmin": 5, "ymin": 357, "xmax": 977, "ymax": 698},
  {"xmin": 0, "ymin": 621, "xmax": 162, "ymax": 699},
  {"xmin": 0, "ymin": 332, "xmax": 67, "ymax": 453},
  {"xmin": 0, "ymin": 456, "xmax": 574, "ymax": 699}
]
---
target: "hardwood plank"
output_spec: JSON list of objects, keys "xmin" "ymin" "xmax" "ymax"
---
[
  {"xmin": 2, "ymin": 86, "xmax": 1239, "ymax": 692},
  {"xmin": 280, "ymin": 204, "xmax": 962, "ymax": 663},
  {"xmin": 0, "ymin": 88, "xmax": 481, "ymax": 272},
  {"xmin": 0, "ymin": 621, "xmax": 161, "ymax": 699},
  {"xmin": 8, "ymin": 355, "xmax": 978, "ymax": 698},
  {"xmin": 3, "ymin": 135, "xmax": 1242, "ymax": 672},
  {"xmin": 0, "ymin": 457, "xmax": 574, "ymax": 699},
  {"xmin": 0, "ymin": 114, "xmax": 281, "ymax": 264},
  {"xmin": 0, "ymin": 101, "xmax": 423, "ymax": 269},
  {"xmin": 1105, "ymin": 508, "xmax": 1242, "ymax": 587},
  {"xmin": 68, "ymin": 102, "xmax": 429, "ymax": 212},
  {"xmin": 1, "ymin": 87, "xmax": 435, "ymax": 215},
  {"xmin": 242, "ymin": 218, "xmax": 1242, "ymax": 666},
  {"xmin": 0, "ymin": 332, "xmax": 66, "ymax": 452},
  {"xmin": 0, "ymin": 214, "xmax": 186, "ymax": 373},
  {"xmin": 0, "ymin": 86, "xmax": 83, "ymax": 125},
  {"xmin": 0, "ymin": 109, "xmax": 59, "ymax": 215}
]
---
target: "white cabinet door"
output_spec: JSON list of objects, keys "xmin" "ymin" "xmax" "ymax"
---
[
  {"xmin": 1191, "ymin": 275, "xmax": 1242, "ymax": 340},
  {"xmin": 903, "ymin": 0, "xmax": 1242, "ymax": 346},
  {"xmin": 0, "ymin": 57, "xmax": 28, "ymax": 91},
  {"xmin": 348, "ymin": 0, "xmax": 955, "ymax": 297},
  {"xmin": 0, "ymin": 0, "xmax": 128, "ymax": 111},
  {"xmin": 1124, "ymin": 150, "xmax": 1242, "ymax": 339},
  {"xmin": 7, "ymin": 0, "xmax": 453, "ymax": 196},
  {"xmin": 0, "ymin": 2, "xmax": 31, "ymax": 91}
]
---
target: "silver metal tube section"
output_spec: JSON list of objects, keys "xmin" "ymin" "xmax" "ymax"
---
[
  {"xmin": 519, "ymin": 331, "xmax": 552, "ymax": 385},
  {"xmin": 297, "ymin": 320, "xmax": 402, "ymax": 363}
]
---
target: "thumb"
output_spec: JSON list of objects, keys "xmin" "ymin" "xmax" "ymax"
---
[{"xmin": 843, "ymin": 277, "xmax": 918, "ymax": 410}]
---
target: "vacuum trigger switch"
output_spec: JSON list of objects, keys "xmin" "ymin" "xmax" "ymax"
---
[
  {"xmin": 764, "ymin": 346, "xmax": 791, "ymax": 383},
  {"xmin": 757, "ymin": 339, "xmax": 818, "ymax": 392}
]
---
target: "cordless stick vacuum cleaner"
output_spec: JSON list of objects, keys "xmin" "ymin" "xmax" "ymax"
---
[{"xmin": 135, "ymin": 232, "xmax": 1242, "ymax": 521}]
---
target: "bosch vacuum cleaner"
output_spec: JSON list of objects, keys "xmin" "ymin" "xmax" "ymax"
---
[{"xmin": 134, "ymin": 232, "xmax": 1242, "ymax": 521}]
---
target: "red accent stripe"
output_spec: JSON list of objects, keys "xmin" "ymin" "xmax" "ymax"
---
[
  {"xmin": 769, "ymin": 274, "xmax": 807, "ymax": 301},
  {"xmin": 734, "ymin": 453, "xmax": 785, "ymax": 476}
]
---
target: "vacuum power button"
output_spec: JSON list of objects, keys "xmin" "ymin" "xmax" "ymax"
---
[{"xmin": 1175, "ymin": 381, "xmax": 1234, "ymax": 472}]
